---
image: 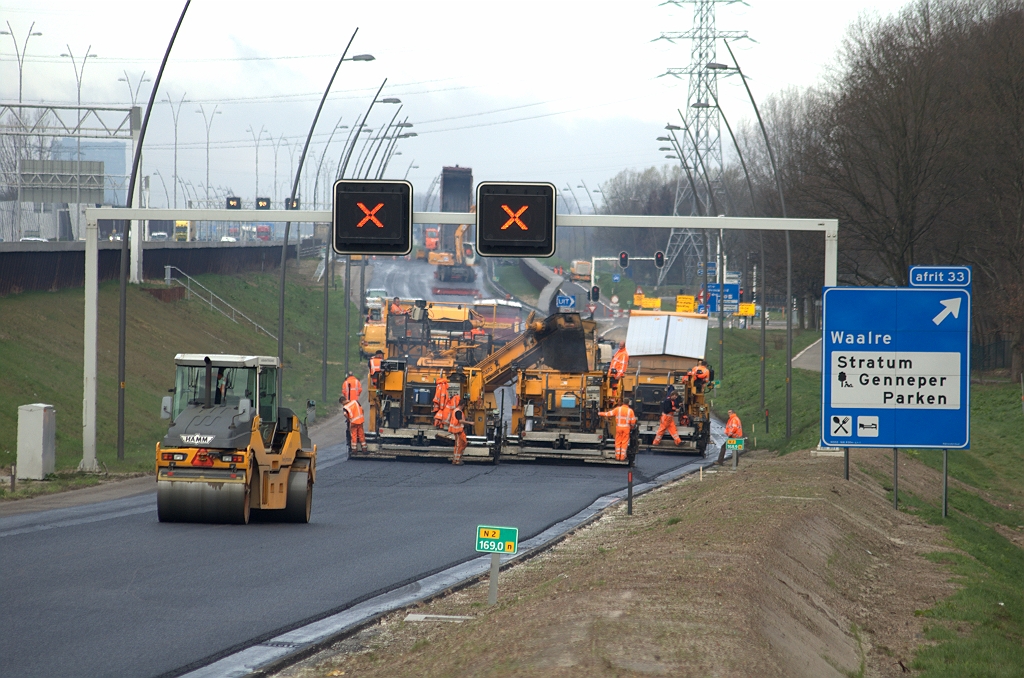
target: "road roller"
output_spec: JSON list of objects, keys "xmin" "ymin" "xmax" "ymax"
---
[{"xmin": 156, "ymin": 354, "xmax": 316, "ymax": 524}]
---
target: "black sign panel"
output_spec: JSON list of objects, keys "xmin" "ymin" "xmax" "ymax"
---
[
  {"xmin": 332, "ymin": 180, "xmax": 413, "ymax": 255},
  {"xmin": 475, "ymin": 182, "xmax": 556, "ymax": 257},
  {"xmin": 256, "ymin": 197, "xmax": 270, "ymax": 210}
]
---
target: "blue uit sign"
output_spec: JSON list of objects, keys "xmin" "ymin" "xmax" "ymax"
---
[
  {"xmin": 821, "ymin": 287, "xmax": 970, "ymax": 449},
  {"xmin": 556, "ymin": 294, "xmax": 576, "ymax": 309}
]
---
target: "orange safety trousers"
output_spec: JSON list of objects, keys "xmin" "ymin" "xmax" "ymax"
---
[
  {"xmin": 453, "ymin": 432, "xmax": 467, "ymax": 460},
  {"xmin": 653, "ymin": 413, "xmax": 681, "ymax": 445},
  {"xmin": 350, "ymin": 423, "xmax": 365, "ymax": 447},
  {"xmin": 614, "ymin": 428, "xmax": 630, "ymax": 461}
]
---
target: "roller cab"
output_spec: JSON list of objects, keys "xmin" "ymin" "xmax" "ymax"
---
[{"xmin": 156, "ymin": 354, "xmax": 316, "ymax": 524}]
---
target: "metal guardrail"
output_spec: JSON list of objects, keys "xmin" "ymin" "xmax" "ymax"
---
[{"xmin": 163, "ymin": 265, "xmax": 277, "ymax": 341}]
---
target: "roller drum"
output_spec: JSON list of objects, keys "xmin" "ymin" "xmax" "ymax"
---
[
  {"xmin": 157, "ymin": 480, "xmax": 250, "ymax": 524},
  {"xmin": 282, "ymin": 470, "xmax": 312, "ymax": 523}
]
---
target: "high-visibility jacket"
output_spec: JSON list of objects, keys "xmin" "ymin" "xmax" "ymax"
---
[
  {"xmin": 609, "ymin": 347, "xmax": 629, "ymax": 378},
  {"xmin": 342, "ymin": 376, "xmax": 362, "ymax": 402},
  {"xmin": 433, "ymin": 378, "xmax": 449, "ymax": 411},
  {"xmin": 390, "ymin": 302, "xmax": 405, "ymax": 315},
  {"xmin": 725, "ymin": 413, "xmax": 743, "ymax": 438},
  {"xmin": 600, "ymin": 404, "xmax": 636, "ymax": 431},
  {"xmin": 343, "ymin": 399, "xmax": 365, "ymax": 425},
  {"xmin": 443, "ymin": 394, "xmax": 461, "ymax": 425},
  {"xmin": 692, "ymin": 365, "xmax": 710, "ymax": 381},
  {"xmin": 448, "ymin": 408, "xmax": 464, "ymax": 434},
  {"xmin": 369, "ymin": 356, "xmax": 383, "ymax": 376}
]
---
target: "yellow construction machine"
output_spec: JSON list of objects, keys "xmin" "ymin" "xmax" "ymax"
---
[
  {"xmin": 616, "ymin": 310, "xmax": 713, "ymax": 456},
  {"xmin": 427, "ymin": 222, "xmax": 476, "ymax": 282},
  {"xmin": 156, "ymin": 354, "xmax": 316, "ymax": 524}
]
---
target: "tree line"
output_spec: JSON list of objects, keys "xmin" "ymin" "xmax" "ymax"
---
[{"xmin": 592, "ymin": 0, "xmax": 1024, "ymax": 377}]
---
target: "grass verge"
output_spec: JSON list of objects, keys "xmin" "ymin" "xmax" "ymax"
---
[
  {"xmin": 703, "ymin": 326, "xmax": 822, "ymax": 453},
  {"xmin": 0, "ymin": 258, "xmax": 361, "ymax": 488}
]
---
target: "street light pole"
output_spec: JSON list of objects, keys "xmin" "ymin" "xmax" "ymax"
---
[
  {"xmin": 62, "ymin": 44, "xmax": 97, "ymax": 238},
  {"xmin": 718, "ymin": 40, "xmax": 793, "ymax": 437},
  {"xmin": 280, "ymin": 29, "xmax": 368, "ymax": 401},
  {"xmin": 195, "ymin": 104, "xmax": 221, "ymax": 209},
  {"xmin": 578, "ymin": 180, "xmax": 598, "ymax": 214},
  {"xmin": 165, "ymin": 92, "xmax": 187, "ymax": 208},
  {"xmin": 246, "ymin": 124, "xmax": 266, "ymax": 205},
  {"xmin": 2, "ymin": 22, "xmax": 42, "ymax": 238},
  {"xmin": 377, "ymin": 127, "xmax": 414, "ymax": 180}
]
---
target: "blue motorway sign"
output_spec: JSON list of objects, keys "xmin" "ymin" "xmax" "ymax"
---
[
  {"xmin": 706, "ymin": 283, "xmax": 739, "ymax": 314},
  {"xmin": 556, "ymin": 294, "xmax": 576, "ymax": 309},
  {"xmin": 909, "ymin": 265, "xmax": 971, "ymax": 294},
  {"xmin": 821, "ymin": 287, "xmax": 970, "ymax": 448}
]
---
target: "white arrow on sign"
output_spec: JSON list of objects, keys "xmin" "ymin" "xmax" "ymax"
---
[{"xmin": 932, "ymin": 297, "xmax": 962, "ymax": 325}]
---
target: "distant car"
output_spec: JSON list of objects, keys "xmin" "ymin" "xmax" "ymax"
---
[
  {"xmin": 220, "ymin": 236, "xmax": 238, "ymax": 243},
  {"xmin": 150, "ymin": 231, "xmax": 169, "ymax": 241},
  {"xmin": 20, "ymin": 237, "xmax": 48, "ymax": 242},
  {"xmin": 109, "ymin": 233, "xmax": 122, "ymax": 241}
]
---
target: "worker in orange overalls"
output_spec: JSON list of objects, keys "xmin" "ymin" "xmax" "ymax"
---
[
  {"xmin": 600, "ymin": 398, "xmax": 637, "ymax": 461},
  {"xmin": 449, "ymin": 403, "xmax": 467, "ymax": 465},
  {"xmin": 439, "ymin": 393, "xmax": 460, "ymax": 430},
  {"xmin": 368, "ymin": 350, "xmax": 384, "ymax": 389},
  {"xmin": 343, "ymin": 397, "xmax": 366, "ymax": 454},
  {"xmin": 608, "ymin": 341, "xmax": 629, "ymax": 398},
  {"xmin": 389, "ymin": 296, "xmax": 407, "ymax": 316},
  {"xmin": 340, "ymin": 371, "xmax": 362, "ymax": 404},
  {"xmin": 690, "ymin": 362, "xmax": 710, "ymax": 393},
  {"xmin": 652, "ymin": 386, "xmax": 682, "ymax": 446},
  {"xmin": 717, "ymin": 408, "xmax": 743, "ymax": 465}
]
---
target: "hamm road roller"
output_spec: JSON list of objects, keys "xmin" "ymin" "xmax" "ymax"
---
[{"xmin": 156, "ymin": 354, "xmax": 316, "ymax": 524}]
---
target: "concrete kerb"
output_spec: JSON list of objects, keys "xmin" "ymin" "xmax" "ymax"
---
[{"xmin": 179, "ymin": 454, "xmax": 720, "ymax": 678}]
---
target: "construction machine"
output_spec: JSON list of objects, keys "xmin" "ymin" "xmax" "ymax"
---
[
  {"xmin": 155, "ymin": 354, "xmax": 316, "ymax": 524},
  {"xmin": 427, "ymin": 166, "xmax": 476, "ymax": 282},
  {"xmin": 616, "ymin": 311, "xmax": 713, "ymax": 455},
  {"xmin": 569, "ymin": 260, "xmax": 592, "ymax": 283}
]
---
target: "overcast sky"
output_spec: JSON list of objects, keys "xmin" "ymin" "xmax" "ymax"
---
[{"xmin": 1, "ymin": 0, "xmax": 910, "ymax": 210}]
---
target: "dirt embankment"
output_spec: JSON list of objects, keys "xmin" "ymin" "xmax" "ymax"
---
[{"xmin": 274, "ymin": 449, "xmax": 958, "ymax": 678}]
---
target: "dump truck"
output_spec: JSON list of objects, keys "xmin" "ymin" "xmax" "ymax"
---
[
  {"xmin": 569, "ymin": 260, "xmax": 592, "ymax": 283},
  {"xmin": 156, "ymin": 354, "xmax": 316, "ymax": 524},
  {"xmin": 617, "ymin": 310, "xmax": 713, "ymax": 455},
  {"xmin": 427, "ymin": 166, "xmax": 476, "ymax": 282}
]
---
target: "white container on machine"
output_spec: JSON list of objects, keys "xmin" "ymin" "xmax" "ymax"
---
[{"xmin": 17, "ymin": 403, "xmax": 56, "ymax": 480}]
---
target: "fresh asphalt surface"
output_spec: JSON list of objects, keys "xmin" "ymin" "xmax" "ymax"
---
[{"xmin": 0, "ymin": 437, "xmax": 719, "ymax": 678}]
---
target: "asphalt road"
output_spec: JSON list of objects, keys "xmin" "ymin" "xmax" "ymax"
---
[
  {"xmin": 0, "ymin": 440, "xmax": 713, "ymax": 678},
  {"xmin": 370, "ymin": 256, "xmax": 488, "ymax": 302}
]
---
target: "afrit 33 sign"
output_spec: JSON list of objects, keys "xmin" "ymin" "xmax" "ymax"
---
[{"xmin": 821, "ymin": 287, "xmax": 970, "ymax": 449}]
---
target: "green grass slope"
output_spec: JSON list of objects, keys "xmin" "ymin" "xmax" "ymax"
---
[{"xmin": 0, "ymin": 260, "xmax": 361, "ymax": 474}]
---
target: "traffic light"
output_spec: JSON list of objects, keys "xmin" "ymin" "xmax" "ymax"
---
[
  {"xmin": 226, "ymin": 196, "xmax": 241, "ymax": 210},
  {"xmin": 332, "ymin": 179, "xmax": 413, "ymax": 255},
  {"xmin": 654, "ymin": 250, "xmax": 665, "ymax": 268},
  {"xmin": 475, "ymin": 182, "xmax": 556, "ymax": 257},
  {"xmin": 618, "ymin": 251, "xmax": 629, "ymax": 268},
  {"xmin": 590, "ymin": 285, "xmax": 600, "ymax": 302},
  {"xmin": 285, "ymin": 197, "xmax": 299, "ymax": 210},
  {"xmin": 256, "ymin": 197, "xmax": 270, "ymax": 210}
]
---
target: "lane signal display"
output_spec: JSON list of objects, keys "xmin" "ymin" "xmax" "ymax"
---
[
  {"xmin": 256, "ymin": 197, "xmax": 270, "ymax": 210},
  {"xmin": 476, "ymin": 182, "xmax": 556, "ymax": 257},
  {"xmin": 226, "ymin": 196, "xmax": 241, "ymax": 210},
  {"xmin": 332, "ymin": 180, "xmax": 412, "ymax": 255}
]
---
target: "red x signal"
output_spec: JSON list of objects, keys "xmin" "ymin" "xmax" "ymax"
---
[
  {"xmin": 500, "ymin": 204, "xmax": 529, "ymax": 230},
  {"xmin": 356, "ymin": 202, "xmax": 385, "ymax": 228}
]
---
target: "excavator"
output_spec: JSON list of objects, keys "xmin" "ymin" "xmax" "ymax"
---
[
  {"xmin": 427, "ymin": 222, "xmax": 476, "ymax": 282},
  {"xmin": 155, "ymin": 354, "xmax": 316, "ymax": 524}
]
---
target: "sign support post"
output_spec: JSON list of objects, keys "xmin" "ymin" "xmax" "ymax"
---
[
  {"xmin": 844, "ymin": 447, "xmax": 849, "ymax": 481},
  {"xmin": 942, "ymin": 449, "xmax": 948, "ymax": 518},
  {"xmin": 893, "ymin": 448, "xmax": 899, "ymax": 510},
  {"xmin": 487, "ymin": 553, "xmax": 500, "ymax": 606}
]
